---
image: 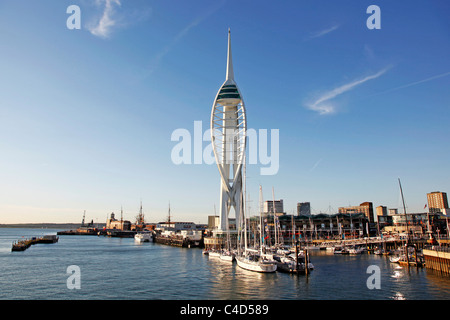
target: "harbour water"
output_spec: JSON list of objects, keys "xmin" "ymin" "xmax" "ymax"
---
[{"xmin": 2, "ymin": 228, "xmax": 450, "ymax": 301}]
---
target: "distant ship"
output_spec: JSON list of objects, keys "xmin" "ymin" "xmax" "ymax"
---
[
  {"xmin": 57, "ymin": 211, "xmax": 99, "ymax": 235},
  {"xmin": 135, "ymin": 231, "xmax": 153, "ymax": 243}
]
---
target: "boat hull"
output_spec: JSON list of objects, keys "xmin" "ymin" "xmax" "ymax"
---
[
  {"xmin": 236, "ymin": 256, "xmax": 277, "ymax": 273},
  {"xmin": 134, "ymin": 233, "xmax": 152, "ymax": 243},
  {"xmin": 208, "ymin": 251, "xmax": 221, "ymax": 258},
  {"xmin": 219, "ymin": 253, "xmax": 235, "ymax": 261}
]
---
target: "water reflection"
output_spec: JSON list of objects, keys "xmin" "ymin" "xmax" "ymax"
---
[
  {"xmin": 392, "ymin": 292, "xmax": 406, "ymax": 300},
  {"xmin": 206, "ymin": 255, "xmax": 280, "ymax": 299},
  {"xmin": 391, "ymin": 270, "xmax": 402, "ymax": 278}
]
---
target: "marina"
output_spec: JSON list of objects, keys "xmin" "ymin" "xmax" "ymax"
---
[
  {"xmin": 2, "ymin": 227, "xmax": 450, "ymax": 301},
  {"xmin": 48, "ymin": 203, "xmax": 450, "ymax": 277}
]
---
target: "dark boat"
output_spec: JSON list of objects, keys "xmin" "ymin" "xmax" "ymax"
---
[{"xmin": 39, "ymin": 235, "xmax": 59, "ymax": 243}]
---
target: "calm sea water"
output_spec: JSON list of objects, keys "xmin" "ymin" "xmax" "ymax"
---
[{"xmin": 2, "ymin": 228, "xmax": 450, "ymax": 300}]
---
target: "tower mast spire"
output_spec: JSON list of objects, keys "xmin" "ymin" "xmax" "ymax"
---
[{"xmin": 226, "ymin": 28, "xmax": 234, "ymax": 81}]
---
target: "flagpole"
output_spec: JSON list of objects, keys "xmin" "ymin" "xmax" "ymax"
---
[{"xmin": 426, "ymin": 204, "xmax": 432, "ymax": 240}]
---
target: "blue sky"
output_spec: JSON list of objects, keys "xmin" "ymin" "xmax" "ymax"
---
[{"xmin": 0, "ymin": 0, "xmax": 449, "ymax": 224}]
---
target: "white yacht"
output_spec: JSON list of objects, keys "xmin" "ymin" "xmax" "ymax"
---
[
  {"xmin": 276, "ymin": 253, "xmax": 315, "ymax": 273},
  {"xmin": 134, "ymin": 231, "xmax": 152, "ymax": 243},
  {"xmin": 333, "ymin": 246, "xmax": 349, "ymax": 254},
  {"xmin": 236, "ymin": 251, "xmax": 277, "ymax": 273},
  {"xmin": 348, "ymin": 246, "xmax": 364, "ymax": 254},
  {"xmin": 219, "ymin": 250, "xmax": 235, "ymax": 262},
  {"xmin": 208, "ymin": 250, "xmax": 221, "ymax": 258}
]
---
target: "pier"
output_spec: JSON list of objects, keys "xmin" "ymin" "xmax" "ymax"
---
[
  {"xmin": 11, "ymin": 235, "xmax": 58, "ymax": 252},
  {"xmin": 154, "ymin": 233, "xmax": 204, "ymax": 248}
]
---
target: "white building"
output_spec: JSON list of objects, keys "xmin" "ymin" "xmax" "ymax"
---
[{"xmin": 156, "ymin": 221, "xmax": 197, "ymax": 232}]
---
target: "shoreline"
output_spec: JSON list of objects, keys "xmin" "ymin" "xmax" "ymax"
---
[{"xmin": 0, "ymin": 223, "xmax": 106, "ymax": 229}]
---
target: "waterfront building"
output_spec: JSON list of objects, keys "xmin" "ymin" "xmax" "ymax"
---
[
  {"xmin": 106, "ymin": 212, "xmax": 131, "ymax": 230},
  {"xmin": 376, "ymin": 206, "xmax": 387, "ymax": 217},
  {"xmin": 391, "ymin": 212, "xmax": 427, "ymax": 225},
  {"xmin": 132, "ymin": 223, "xmax": 155, "ymax": 231},
  {"xmin": 339, "ymin": 202, "xmax": 374, "ymax": 223},
  {"xmin": 297, "ymin": 202, "xmax": 311, "ymax": 216},
  {"xmin": 388, "ymin": 208, "xmax": 398, "ymax": 215},
  {"xmin": 207, "ymin": 215, "xmax": 236, "ymax": 231},
  {"xmin": 242, "ymin": 209, "xmax": 449, "ymax": 243},
  {"xmin": 383, "ymin": 211, "xmax": 449, "ymax": 237},
  {"xmin": 377, "ymin": 214, "xmax": 393, "ymax": 227},
  {"xmin": 383, "ymin": 225, "xmax": 423, "ymax": 236},
  {"xmin": 210, "ymin": 29, "xmax": 246, "ymax": 236},
  {"xmin": 263, "ymin": 199, "xmax": 284, "ymax": 216},
  {"xmin": 208, "ymin": 215, "xmax": 220, "ymax": 230},
  {"xmin": 156, "ymin": 221, "xmax": 198, "ymax": 232},
  {"xmin": 252, "ymin": 213, "xmax": 372, "ymax": 244},
  {"xmin": 427, "ymin": 191, "xmax": 449, "ymax": 214}
]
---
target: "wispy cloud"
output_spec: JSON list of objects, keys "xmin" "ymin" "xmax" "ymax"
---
[
  {"xmin": 307, "ymin": 25, "xmax": 340, "ymax": 40},
  {"xmin": 146, "ymin": 0, "xmax": 225, "ymax": 75},
  {"xmin": 310, "ymin": 158, "xmax": 323, "ymax": 172},
  {"xmin": 371, "ymin": 71, "xmax": 450, "ymax": 97},
  {"xmin": 305, "ymin": 67, "xmax": 391, "ymax": 115},
  {"xmin": 149, "ymin": 16, "xmax": 202, "ymax": 73},
  {"xmin": 88, "ymin": 0, "xmax": 122, "ymax": 39}
]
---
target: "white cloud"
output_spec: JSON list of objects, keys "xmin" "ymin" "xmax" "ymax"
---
[
  {"xmin": 88, "ymin": 0, "xmax": 121, "ymax": 39},
  {"xmin": 305, "ymin": 67, "xmax": 391, "ymax": 115},
  {"xmin": 307, "ymin": 25, "xmax": 340, "ymax": 40}
]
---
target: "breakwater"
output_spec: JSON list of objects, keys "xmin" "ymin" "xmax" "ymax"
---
[{"xmin": 11, "ymin": 235, "xmax": 58, "ymax": 251}]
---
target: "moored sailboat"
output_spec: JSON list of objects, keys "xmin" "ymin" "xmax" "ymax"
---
[
  {"xmin": 236, "ymin": 251, "xmax": 277, "ymax": 272},
  {"xmin": 236, "ymin": 185, "xmax": 277, "ymax": 273}
]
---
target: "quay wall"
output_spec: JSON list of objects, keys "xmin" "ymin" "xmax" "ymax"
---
[
  {"xmin": 423, "ymin": 248, "xmax": 450, "ymax": 274},
  {"xmin": 154, "ymin": 235, "xmax": 203, "ymax": 248}
]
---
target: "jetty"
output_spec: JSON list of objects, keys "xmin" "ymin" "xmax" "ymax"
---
[
  {"xmin": 154, "ymin": 230, "xmax": 204, "ymax": 248},
  {"xmin": 307, "ymin": 235, "xmax": 430, "ymax": 252},
  {"xmin": 11, "ymin": 235, "xmax": 58, "ymax": 252}
]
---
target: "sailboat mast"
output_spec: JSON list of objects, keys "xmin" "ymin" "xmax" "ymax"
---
[
  {"xmin": 82, "ymin": 210, "xmax": 86, "ymax": 227},
  {"xmin": 120, "ymin": 206, "xmax": 124, "ymax": 230},
  {"xmin": 398, "ymin": 178, "xmax": 409, "ymax": 241},
  {"xmin": 243, "ymin": 192, "xmax": 247, "ymax": 254},
  {"xmin": 292, "ymin": 214, "xmax": 295, "ymax": 246},
  {"xmin": 272, "ymin": 187, "xmax": 277, "ymax": 246},
  {"xmin": 259, "ymin": 185, "xmax": 264, "ymax": 254},
  {"xmin": 225, "ymin": 207, "xmax": 231, "ymax": 250},
  {"xmin": 168, "ymin": 202, "xmax": 171, "ymax": 224}
]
